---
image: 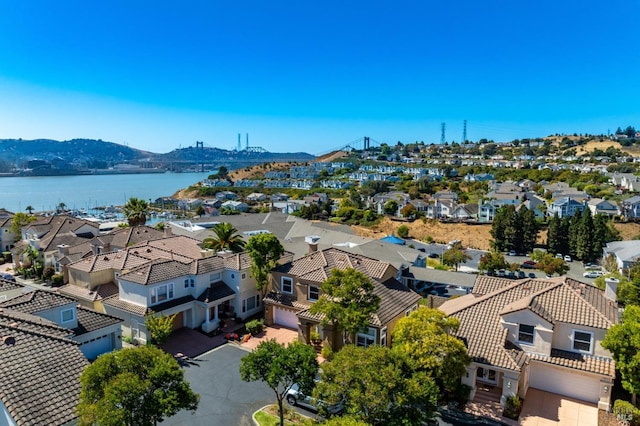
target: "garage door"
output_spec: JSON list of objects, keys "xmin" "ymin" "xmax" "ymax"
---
[
  {"xmin": 172, "ymin": 311, "xmax": 184, "ymax": 330},
  {"xmin": 81, "ymin": 335, "xmax": 112, "ymax": 360},
  {"xmin": 529, "ymin": 362, "xmax": 600, "ymax": 403},
  {"xmin": 273, "ymin": 308, "xmax": 298, "ymax": 330}
]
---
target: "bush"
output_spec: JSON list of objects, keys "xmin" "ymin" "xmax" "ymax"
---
[
  {"xmin": 51, "ymin": 274, "xmax": 64, "ymax": 286},
  {"xmin": 397, "ymin": 225, "xmax": 409, "ymax": 238},
  {"xmin": 503, "ymin": 395, "xmax": 522, "ymax": 420},
  {"xmin": 2, "ymin": 252, "xmax": 11, "ymax": 263},
  {"xmin": 42, "ymin": 265, "xmax": 55, "ymax": 281},
  {"xmin": 245, "ymin": 319, "xmax": 264, "ymax": 335},
  {"xmin": 321, "ymin": 345, "xmax": 334, "ymax": 361},
  {"xmin": 614, "ymin": 399, "xmax": 640, "ymax": 426}
]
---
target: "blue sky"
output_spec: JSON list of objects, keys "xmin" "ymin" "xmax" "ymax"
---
[{"xmin": 0, "ymin": 1, "xmax": 638, "ymax": 155}]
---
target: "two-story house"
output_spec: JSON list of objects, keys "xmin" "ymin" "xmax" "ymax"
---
[
  {"xmin": 547, "ymin": 197, "xmax": 586, "ymax": 218},
  {"xmin": 263, "ymin": 247, "xmax": 421, "ymax": 351},
  {"xmin": 64, "ymin": 234, "xmax": 292, "ymax": 344},
  {"xmin": 587, "ymin": 198, "xmax": 620, "ymax": 217},
  {"xmin": 440, "ymin": 276, "xmax": 617, "ymax": 411},
  {"xmin": 0, "ymin": 290, "xmax": 122, "ymax": 360}
]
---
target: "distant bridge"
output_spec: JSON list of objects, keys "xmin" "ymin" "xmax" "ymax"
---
[{"xmin": 314, "ymin": 136, "xmax": 385, "ymax": 157}]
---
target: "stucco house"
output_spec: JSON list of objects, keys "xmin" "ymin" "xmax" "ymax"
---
[
  {"xmin": 602, "ymin": 240, "xmax": 640, "ymax": 271},
  {"xmin": 64, "ymin": 234, "xmax": 292, "ymax": 344},
  {"xmin": 263, "ymin": 247, "xmax": 421, "ymax": 351},
  {"xmin": 440, "ymin": 275, "xmax": 617, "ymax": 411},
  {"xmin": 0, "ymin": 289, "xmax": 123, "ymax": 360}
]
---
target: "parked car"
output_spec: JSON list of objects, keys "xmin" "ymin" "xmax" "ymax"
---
[
  {"xmin": 517, "ymin": 271, "xmax": 526, "ymax": 279},
  {"xmin": 286, "ymin": 383, "xmax": 343, "ymax": 415},
  {"xmin": 521, "ymin": 260, "xmax": 537, "ymax": 269},
  {"xmin": 417, "ymin": 247, "xmax": 426, "ymax": 252},
  {"xmin": 583, "ymin": 271, "xmax": 604, "ymax": 278},
  {"xmin": 508, "ymin": 250, "xmax": 517, "ymax": 256},
  {"xmin": 507, "ymin": 271, "xmax": 516, "ymax": 279},
  {"xmin": 528, "ymin": 273, "xmax": 536, "ymax": 278},
  {"xmin": 555, "ymin": 253, "xmax": 563, "ymax": 259},
  {"xmin": 564, "ymin": 255, "xmax": 572, "ymax": 262},
  {"xmin": 0, "ymin": 273, "xmax": 15, "ymax": 282},
  {"xmin": 428, "ymin": 252, "xmax": 439, "ymax": 259},
  {"xmin": 497, "ymin": 269, "xmax": 506, "ymax": 277}
]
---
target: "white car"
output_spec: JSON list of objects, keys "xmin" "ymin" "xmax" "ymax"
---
[
  {"xmin": 286, "ymin": 383, "xmax": 343, "ymax": 415},
  {"xmin": 583, "ymin": 271, "xmax": 604, "ymax": 278},
  {"xmin": 564, "ymin": 255, "xmax": 572, "ymax": 262}
]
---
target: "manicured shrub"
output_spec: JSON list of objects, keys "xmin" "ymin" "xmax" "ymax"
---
[
  {"xmin": 245, "ymin": 319, "xmax": 264, "ymax": 335},
  {"xmin": 614, "ymin": 399, "xmax": 640, "ymax": 426},
  {"xmin": 51, "ymin": 274, "xmax": 64, "ymax": 286}
]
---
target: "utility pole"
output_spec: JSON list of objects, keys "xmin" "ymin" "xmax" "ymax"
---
[
  {"xmin": 440, "ymin": 123, "xmax": 446, "ymax": 144},
  {"xmin": 462, "ymin": 120, "xmax": 467, "ymax": 143}
]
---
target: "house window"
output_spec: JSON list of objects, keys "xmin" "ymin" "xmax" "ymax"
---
[
  {"xmin": 380, "ymin": 327, "xmax": 387, "ymax": 347},
  {"xmin": 518, "ymin": 324, "xmax": 535, "ymax": 344},
  {"xmin": 308, "ymin": 285, "xmax": 319, "ymax": 301},
  {"xmin": 282, "ymin": 277, "xmax": 293, "ymax": 294},
  {"xmin": 184, "ymin": 279, "xmax": 189, "ymax": 288},
  {"xmin": 572, "ymin": 330, "xmax": 593, "ymax": 353},
  {"xmin": 243, "ymin": 295, "xmax": 260, "ymax": 313},
  {"xmin": 242, "ymin": 273, "xmax": 246, "ymax": 279},
  {"xmin": 356, "ymin": 327, "xmax": 376, "ymax": 348},
  {"xmin": 61, "ymin": 308, "xmax": 75, "ymax": 323},
  {"xmin": 210, "ymin": 272, "xmax": 221, "ymax": 283},
  {"xmin": 150, "ymin": 283, "xmax": 174, "ymax": 305}
]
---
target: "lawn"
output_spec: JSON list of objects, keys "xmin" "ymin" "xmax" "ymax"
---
[{"xmin": 254, "ymin": 405, "xmax": 311, "ymax": 426}]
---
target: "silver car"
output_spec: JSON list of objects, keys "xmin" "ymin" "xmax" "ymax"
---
[{"xmin": 286, "ymin": 383, "xmax": 343, "ymax": 415}]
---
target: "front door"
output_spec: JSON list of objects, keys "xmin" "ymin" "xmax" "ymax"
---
[{"xmin": 477, "ymin": 367, "xmax": 497, "ymax": 384}]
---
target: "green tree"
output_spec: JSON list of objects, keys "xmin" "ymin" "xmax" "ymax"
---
[
  {"xmin": 602, "ymin": 305, "xmax": 640, "ymax": 406},
  {"xmin": 122, "ymin": 197, "xmax": 149, "ymax": 227},
  {"xmin": 478, "ymin": 250, "xmax": 509, "ymax": 272},
  {"xmin": 309, "ymin": 268, "xmax": 380, "ymax": 345},
  {"xmin": 490, "ymin": 205, "xmax": 515, "ymax": 252},
  {"xmin": 10, "ymin": 212, "xmax": 37, "ymax": 236},
  {"xmin": 396, "ymin": 224, "xmax": 409, "ymax": 238},
  {"xmin": 240, "ymin": 340, "xmax": 318, "ymax": 426},
  {"xmin": 194, "ymin": 204, "xmax": 205, "ymax": 216},
  {"xmin": 145, "ymin": 312, "xmax": 177, "ymax": 346},
  {"xmin": 202, "ymin": 222, "xmax": 246, "ymax": 253},
  {"xmin": 77, "ymin": 346, "xmax": 199, "ymax": 426},
  {"xmin": 518, "ymin": 206, "xmax": 539, "ymax": 254},
  {"xmin": 535, "ymin": 253, "xmax": 569, "ymax": 276},
  {"xmin": 546, "ymin": 214, "xmax": 561, "ymax": 255},
  {"xmin": 567, "ymin": 212, "xmax": 581, "ymax": 258},
  {"xmin": 442, "ymin": 245, "xmax": 472, "ymax": 271},
  {"xmin": 575, "ymin": 208, "xmax": 594, "ymax": 261},
  {"xmin": 383, "ymin": 200, "xmax": 398, "ymax": 215},
  {"xmin": 25, "ymin": 205, "xmax": 34, "ymax": 214},
  {"xmin": 245, "ymin": 233, "xmax": 285, "ymax": 298},
  {"xmin": 314, "ymin": 345, "xmax": 438, "ymax": 425},
  {"xmin": 592, "ymin": 215, "xmax": 620, "ymax": 262},
  {"xmin": 400, "ymin": 203, "xmax": 417, "ymax": 218},
  {"xmin": 392, "ymin": 308, "xmax": 471, "ymax": 392}
]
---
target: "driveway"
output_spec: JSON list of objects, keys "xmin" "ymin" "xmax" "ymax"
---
[
  {"xmin": 164, "ymin": 345, "xmax": 273, "ymax": 426},
  {"xmin": 519, "ymin": 389, "xmax": 598, "ymax": 426}
]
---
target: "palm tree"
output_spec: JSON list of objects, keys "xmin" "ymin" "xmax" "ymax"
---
[
  {"xmin": 25, "ymin": 205, "xmax": 34, "ymax": 214},
  {"xmin": 122, "ymin": 197, "xmax": 149, "ymax": 227},
  {"xmin": 57, "ymin": 202, "xmax": 67, "ymax": 214},
  {"xmin": 203, "ymin": 223, "xmax": 246, "ymax": 253}
]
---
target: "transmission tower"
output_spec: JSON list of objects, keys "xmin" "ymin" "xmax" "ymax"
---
[
  {"xmin": 440, "ymin": 123, "xmax": 446, "ymax": 144},
  {"xmin": 462, "ymin": 120, "xmax": 467, "ymax": 143}
]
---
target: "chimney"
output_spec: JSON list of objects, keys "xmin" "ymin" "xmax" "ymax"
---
[
  {"xmin": 604, "ymin": 277, "xmax": 620, "ymax": 302},
  {"xmin": 305, "ymin": 235, "xmax": 320, "ymax": 254},
  {"xmin": 57, "ymin": 244, "xmax": 70, "ymax": 255}
]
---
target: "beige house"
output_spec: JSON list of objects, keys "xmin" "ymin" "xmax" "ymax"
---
[
  {"xmin": 440, "ymin": 276, "xmax": 617, "ymax": 411},
  {"xmin": 264, "ymin": 246, "xmax": 421, "ymax": 351}
]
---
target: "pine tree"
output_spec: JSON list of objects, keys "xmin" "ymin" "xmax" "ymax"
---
[
  {"xmin": 558, "ymin": 216, "xmax": 570, "ymax": 256},
  {"xmin": 546, "ymin": 214, "xmax": 561, "ymax": 255},
  {"xmin": 576, "ymin": 208, "xmax": 594, "ymax": 261},
  {"xmin": 519, "ymin": 207, "xmax": 539, "ymax": 254},
  {"xmin": 568, "ymin": 213, "xmax": 581, "ymax": 257}
]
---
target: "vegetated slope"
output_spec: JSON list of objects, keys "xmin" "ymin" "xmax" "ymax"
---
[
  {"xmin": 0, "ymin": 138, "xmax": 151, "ymax": 164},
  {"xmin": 154, "ymin": 146, "xmax": 315, "ymax": 163},
  {"xmin": 353, "ymin": 218, "xmax": 640, "ymax": 251}
]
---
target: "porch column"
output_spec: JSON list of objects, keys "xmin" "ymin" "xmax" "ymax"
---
[
  {"xmin": 501, "ymin": 373, "xmax": 519, "ymax": 407},
  {"xmin": 204, "ymin": 305, "xmax": 210, "ymax": 325},
  {"xmin": 462, "ymin": 365, "xmax": 477, "ymax": 401},
  {"xmin": 213, "ymin": 305, "xmax": 219, "ymax": 321}
]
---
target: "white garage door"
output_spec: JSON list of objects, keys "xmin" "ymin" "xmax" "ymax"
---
[
  {"xmin": 80, "ymin": 335, "xmax": 112, "ymax": 360},
  {"xmin": 273, "ymin": 308, "xmax": 298, "ymax": 330},
  {"xmin": 529, "ymin": 362, "xmax": 600, "ymax": 403}
]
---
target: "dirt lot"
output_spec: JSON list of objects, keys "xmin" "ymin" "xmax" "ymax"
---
[{"xmin": 353, "ymin": 217, "xmax": 640, "ymax": 251}]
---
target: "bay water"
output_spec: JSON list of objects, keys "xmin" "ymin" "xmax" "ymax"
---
[{"xmin": 0, "ymin": 172, "xmax": 211, "ymax": 213}]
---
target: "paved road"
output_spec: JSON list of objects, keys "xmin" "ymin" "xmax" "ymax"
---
[{"xmin": 165, "ymin": 345, "xmax": 273, "ymax": 426}]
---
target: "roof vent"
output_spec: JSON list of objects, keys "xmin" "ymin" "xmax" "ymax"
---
[
  {"xmin": 103, "ymin": 256, "xmax": 109, "ymax": 261},
  {"xmin": 2, "ymin": 336, "xmax": 15, "ymax": 346}
]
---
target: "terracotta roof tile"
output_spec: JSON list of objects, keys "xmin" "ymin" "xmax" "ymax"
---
[
  {"xmin": 0, "ymin": 290, "xmax": 76, "ymax": 313},
  {"xmin": 119, "ymin": 259, "xmax": 192, "ymax": 285},
  {"xmin": 440, "ymin": 276, "xmax": 618, "ymax": 375},
  {"xmin": 530, "ymin": 349, "xmax": 615, "ymax": 376}
]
